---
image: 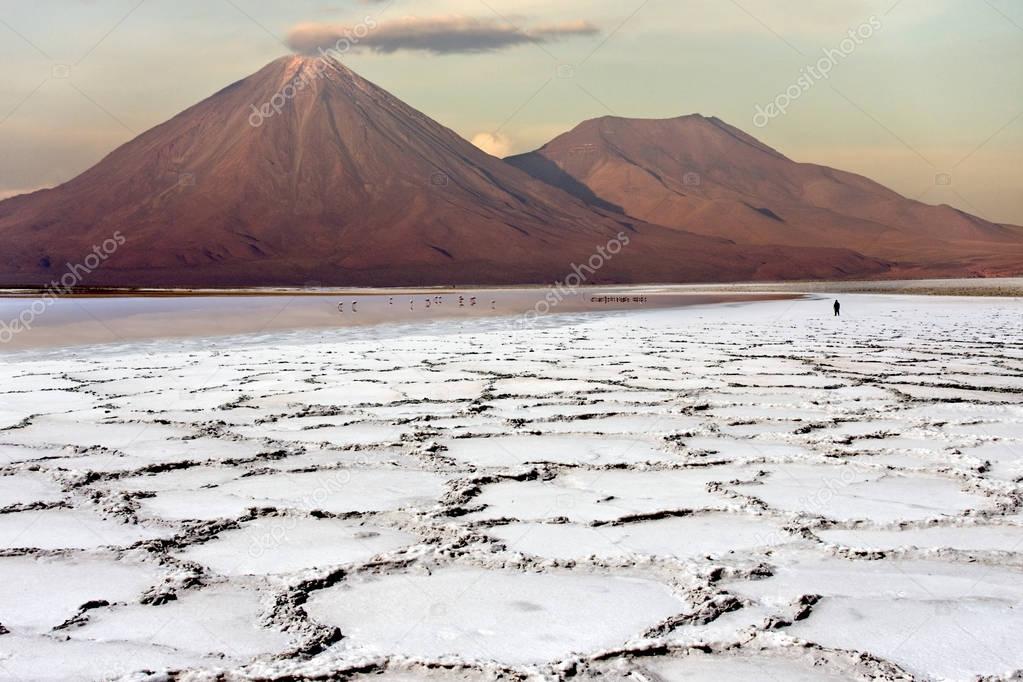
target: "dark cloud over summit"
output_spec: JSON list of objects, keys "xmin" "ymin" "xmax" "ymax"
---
[{"xmin": 286, "ymin": 16, "xmax": 599, "ymax": 55}]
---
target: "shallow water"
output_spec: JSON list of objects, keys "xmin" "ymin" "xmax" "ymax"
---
[{"xmin": 0, "ymin": 287, "xmax": 792, "ymax": 352}]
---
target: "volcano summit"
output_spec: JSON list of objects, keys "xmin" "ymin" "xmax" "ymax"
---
[{"xmin": 0, "ymin": 56, "xmax": 1017, "ymax": 287}]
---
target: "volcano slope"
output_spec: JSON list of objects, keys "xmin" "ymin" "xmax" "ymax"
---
[{"xmin": 0, "ymin": 57, "xmax": 886, "ymax": 287}]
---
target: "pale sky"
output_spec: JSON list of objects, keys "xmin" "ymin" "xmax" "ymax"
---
[{"xmin": 1, "ymin": 0, "xmax": 1021, "ymax": 223}]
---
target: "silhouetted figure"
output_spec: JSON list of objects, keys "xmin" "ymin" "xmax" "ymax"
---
[
  {"xmin": 352, "ymin": 300, "xmax": 358, "ymax": 313},
  {"xmin": 833, "ymin": 300, "xmax": 841, "ymax": 317}
]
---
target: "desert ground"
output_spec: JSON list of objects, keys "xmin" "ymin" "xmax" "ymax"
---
[{"xmin": 0, "ymin": 293, "xmax": 1021, "ymax": 680}]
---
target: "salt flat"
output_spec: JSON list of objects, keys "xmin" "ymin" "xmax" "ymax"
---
[{"xmin": 0, "ymin": 294, "xmax": 1021, "ymax": 680}]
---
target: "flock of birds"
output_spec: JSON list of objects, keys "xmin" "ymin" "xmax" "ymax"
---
[{"xmin": 337, "ymin": 295, "xmax": 497, "ymax": 313}]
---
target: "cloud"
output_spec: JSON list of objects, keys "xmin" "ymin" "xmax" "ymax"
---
[
  {"xmin": 286, "ymin": 16, "xmax": 599, "ymax": 56},
  {"xmin": 471, "ymin": 132, "xmax": 513, "ymax": 158}
]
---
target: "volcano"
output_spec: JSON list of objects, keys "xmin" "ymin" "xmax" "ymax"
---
[
  {"xmin": 507, "ymin": 115, "xmax": 1023, "ymax": 277},
  {"xmin": 0, "ymin": 57, "xmax": 889, "ymax": 287}
]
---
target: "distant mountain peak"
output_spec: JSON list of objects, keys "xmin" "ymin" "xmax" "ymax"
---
[{"xmin": 507, "ymin": 115, "xmax": 1023, "ymax": 275}]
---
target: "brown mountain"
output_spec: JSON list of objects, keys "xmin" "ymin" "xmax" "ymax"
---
[
  {"xmin": 0, "ymin": 57, "xmax": 887, "ymax": 287},
  {"xmin": 507, "ymin": 115, "xmax": 1023, "ymax": 277}
]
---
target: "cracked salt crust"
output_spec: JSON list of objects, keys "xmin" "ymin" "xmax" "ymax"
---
[{"xmin": 0, "ymin": 294, "xmax": 1020, "ymax": 679}]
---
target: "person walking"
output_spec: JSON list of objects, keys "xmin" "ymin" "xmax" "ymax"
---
[{"xmin": 833, "ymin": 300, "xmax": 841, "ymax": 317}]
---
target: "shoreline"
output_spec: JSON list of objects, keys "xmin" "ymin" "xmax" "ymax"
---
[
  {"xmin": 0, "ymin": 290, "xmax": 801, "ymax": 353},
  {"xmin": 3, "ymin": 275, "xmax": 1020, "ymax": 352},
  {"xmin": 1, "ymin": 277, "xmax": 1022, "ymax": 298}
]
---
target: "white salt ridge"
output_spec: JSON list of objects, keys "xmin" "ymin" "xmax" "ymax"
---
[
  {"xmin": 818, "ymin": 525, "xmax": 1023, "ymax": 553},
  {"xmin": 0, "ymin": 390, "xmax": 95, "ymax": 424},
  {"xmin": 394, "ymin": 380, "xmax": 486, "ymax": 401},
  {"xmin": 0, "ymin": 508, "xmax": 172, "ymax": 550},
  {"xmin": 0, "ymin": 635, "xmax": 210, "ymax": 681},
  {"xmin": 532, "ymin": 413, "xmax": 702, "ymax": 435},
  {"xmin": 70, "ymin": 584, "xmax": 293, "ymax": 660},
  {"xmin": 1, "ymin": 418, "xmax": 264, "ymax": 464},
  {"xmin": 962, "ymin": 441, "xmax": 1023, "ymax": 481},
  {"xmin": 0, "ymin": 471, "xmax": 63, "ymax": 507},
  {"xmin": 724, "ymin": 549, "xmax": 1023, "ymax": 604},
  {"xmin": 103, "ymin": 465, "xmax": 246, "ymax": 493},
  {"xmin": 176, "ymin": 516, "xmax": 415, "ymax": 575},
  {"xmin": 1, "ymin": 418, "xmax": 188, "ymax": 450},
  {"xmin": 139, "ymin": 468, "xmax": 450, "ymax": 521},
  {"xmin": 305, "ymin": 568, "xmax": 687, "ymax": 665},
  {"xmin": 787, "ymin": 597, "xmax": 1023, "ymax": 680},
  {"xmin": 0, "ymin": 555, "xmax": 162, "ymax": 632},
  {"xmin": 728, "ymin": 463, "xmax": 989, "ymax": 522},
  {"xmin": 252, "ymin": 384, "xmax": 405, "ymax": 408},
  {"xmin": 234, "ymin": 420, "xmax": 407, "ymax": 447},
  {"xmin": 443, "ymin": 435, "xmax": 678, "ymax": 468},
  {"xmin": 634, "ymin": 650, "xmax": 860, "ymax": 680},
  {"xmin": 490, "ymin": 513, "xmax": 791, "ymax": 561},
  {"xmin": 469, "ymin": 467, "xmax": 747, "ymax": 523},
  {"xmin": 254, "ymin": 447, "xmax": 411, "ymax": 471},
  {"xmin": 493, "ymin": 378, "xmax": 614, "ymax": 395},
  {"xmin": 679, "ymin": 436, "xmax": 813, "ymax": 462},
  {"xmin": 0, "ymin": 444, "xmax": 66, "ymax": 466}
]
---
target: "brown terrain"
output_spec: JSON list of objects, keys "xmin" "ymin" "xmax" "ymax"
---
[
  {"xmin": 507, "ymin": 115, "xmax": 1023, "ymax": 278},
  {"xmin": 0, "ymin": 56, "xmax": 1017, "ymax": 288}
]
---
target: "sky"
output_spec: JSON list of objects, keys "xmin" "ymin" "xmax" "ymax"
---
[{"xmin": 1, "ymin": 0, "xmax": 1021, "ymax": 224}]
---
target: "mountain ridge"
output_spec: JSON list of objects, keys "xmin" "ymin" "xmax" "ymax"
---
[
  {"xmin": 4, "ymin": 56, "xmax": 1017, "ymax": 286},
  {"xmin": 0, "ymin": 56, "xmax": 890, "ymax": 287},
  {"xmin": 507, "ymin": 114, "xmax": 1023, "ymax": 277}
]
